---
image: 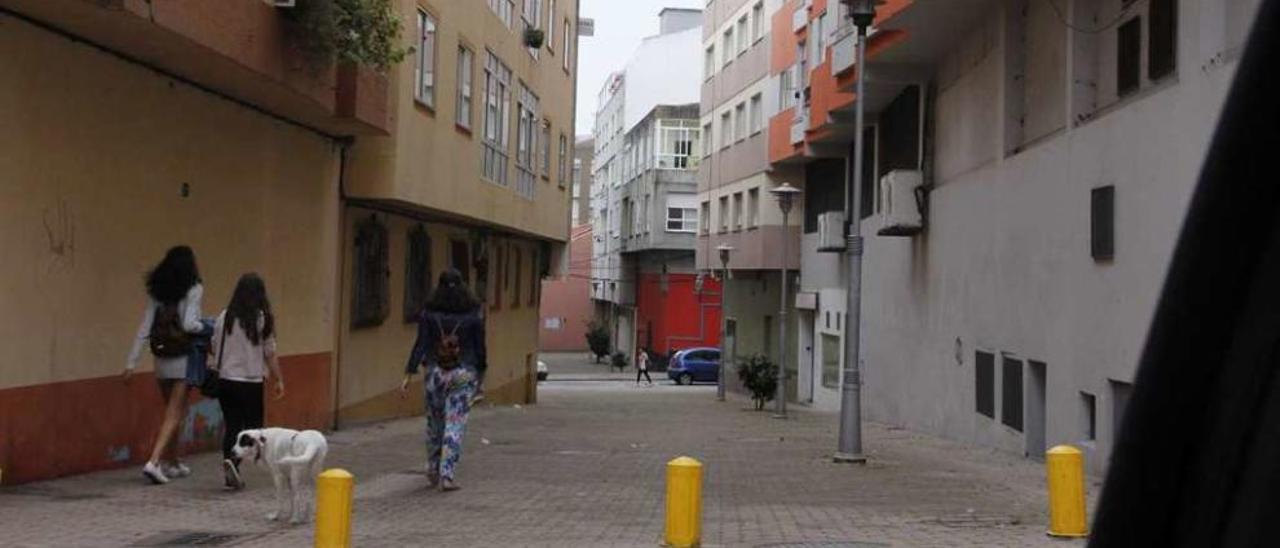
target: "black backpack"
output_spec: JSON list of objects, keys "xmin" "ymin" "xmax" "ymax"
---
[{"xmin": 149, "ymin": 303, "xmax": 191, "ymax": 357}]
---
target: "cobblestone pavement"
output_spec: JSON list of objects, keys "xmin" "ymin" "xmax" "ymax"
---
[{"xmin": 0, "ymin": 372, "xmax": 1094, "ymax": 547}]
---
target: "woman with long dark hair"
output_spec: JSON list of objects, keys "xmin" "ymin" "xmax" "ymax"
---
[
  {"xmin": 400, "ymin": 268, "xmax": 486, "ymax": 492},
  {"xmin": 123, "ymin": 245, "xmax": 207, "ymax": 485},
  {"xmin": 211, "ymin": 273, "xmax": 285, "ymax": 490}
]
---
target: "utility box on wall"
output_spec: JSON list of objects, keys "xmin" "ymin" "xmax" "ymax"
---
[{"xmin": 877, "ymin": 170, "xmax": 924, "ymax": 237}]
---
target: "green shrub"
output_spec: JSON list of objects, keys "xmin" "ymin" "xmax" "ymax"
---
[
  {"xmin": 286, "ymin": 0, "xmax": 412, "ymax": 71},
  {"xmin": 736, "ymin": 354, "xmax": 778, "ymax": 410},
  {"xmin": 610, "ymin": 352, "xmax": 629, "ymax": 372}
]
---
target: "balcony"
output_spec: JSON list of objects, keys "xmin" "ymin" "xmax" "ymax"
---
[{"xmin": 2, "ymin": 0, "xmax": 390, "ymax": 136}]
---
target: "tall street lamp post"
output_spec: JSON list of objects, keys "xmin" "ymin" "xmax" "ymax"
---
[
  {"xmin": 835, "ymin": 0, "xmax": 881, "ymax": 464},
  {"xmin": 769, "ymin": 183, "xmax": 802, "ymax": 419},
  {"xmin": 717, "ymin": 244, "xmax": 734, "ymax": 402}
]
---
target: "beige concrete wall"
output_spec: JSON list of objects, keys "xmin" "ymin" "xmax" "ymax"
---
[
  {"xmin": 337, "ymin": 206, "xmax": 542, "ymax": 425},
  {"xmin": 345, "ymin": 0, "xmax": 577, "ymax": 243},
  {"xmin": 0, "ymin": 14, "xmax": 340, "ymax": 391}
]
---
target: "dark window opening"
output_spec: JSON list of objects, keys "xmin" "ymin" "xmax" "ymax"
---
[
  {"xmin": 1117, "ymin": 17, "xmax": 1142, "ymax": 97},
  {"xmin": 878, "ymin": 85, "xmax": 922, "ymax": 182},
  {"xmin": 352, "ymin": 215, "xmax": 389, "ymax": 329},
  {"xmin": 859, "ymin": 125, "xmax": 877, "ymax": 220},
  {"xmin": 802, "ymin": 158, "xmax": 845, "ymax": 233},
  {"xmin": 1002, "ymin": 356, "xmax": 1024, "ymax": 432},
  {"xmin": 404, "ymin": 225, "xmax": 432, "ymax": 322},
  {"xmin": 1111, "ymin": 379, "xmax": 1134, "ymax": 444},
  {"xmin": 1148, "ymin": 0, "xmax": 1176, "ymax": 81},
  {"xmin": 1082, "ymin": 392, "xmax": 1098, "ymax": 441},
  {"xmin": 976, "ymin": 351, "xmax": 995, "ymax": 418},
  {"xmin": 1092, "ymin": 185, "xmax": 1116, "ymax": 260}
]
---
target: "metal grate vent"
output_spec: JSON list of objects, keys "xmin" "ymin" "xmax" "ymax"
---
[{"xmin": 132, "ymin": 531, "xmax": 248, "ymax": 546}]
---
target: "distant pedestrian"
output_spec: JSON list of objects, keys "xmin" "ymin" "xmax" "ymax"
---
[
  {"xmin": 636, "ymin": 348, "xmax": 653, "ymax": 385},
  {"xmin": 123, "ymin": 245, "xmax": 211, "ymax": 485},
  {"xmin": 401, "ymin": 269, "xmax": 486, "ymax": 492},
  {"xmin": 211, "ymin": 273, "xmax": 286, "ymax": 491}
]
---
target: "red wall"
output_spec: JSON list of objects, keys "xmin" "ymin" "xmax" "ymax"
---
[
  {"xmin": 636, "ymin": 273, "xmax": 722, "ymax": 356},
  {"xmin": 0, "ymin": 352, "xmax": 331, "ymax": 485},
  {"xmin": 539, "ymin": 225, "xmax": 594, "ymax": 351}
]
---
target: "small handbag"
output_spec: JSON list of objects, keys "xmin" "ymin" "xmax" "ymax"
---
[{"xmin": 200, "ymin": 325, "xmax": 226, "ymax": 398}]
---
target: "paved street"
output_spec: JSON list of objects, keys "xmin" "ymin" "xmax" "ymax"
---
[{"xmin": 1, "ymin": 357, "xmax": 1093, "ymax": 547}]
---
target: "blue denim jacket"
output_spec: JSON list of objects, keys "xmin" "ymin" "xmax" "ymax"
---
[
  {"xmin": 405, "ymin": 310, "xmax": 487, "ymax": 375},
  {"xmin": 184, "ymin": 318, "xmax": 216, "ymax": 386}
]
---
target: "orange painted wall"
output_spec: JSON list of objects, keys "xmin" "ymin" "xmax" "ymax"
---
[{"xmin": 0, "ymin": 353, "xmax": 331, "ymax": 485}]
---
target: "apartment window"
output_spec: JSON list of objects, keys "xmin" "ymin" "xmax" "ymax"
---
[
  {"xmin": 1081, "ymin": 392, "xmax": 1098, "ymax": 441},
  {"xmin": 1092, "ymin": 185, "xmax": 1116, "ymax": 260},
  {"xmin": 822, "ymin": 334, "xmax": 840, "ymax": 388},
  {"xmin": 749, "ymin": 94, "xmax": 763, "ymax": 135},
  {"xmin": 720, "ymin": 112, "xmax": 732, "ymax": 149},
  {"xmin": 734, "ymin": 103, "xmax": 747, "ymax": 142},
  {"xmin": 1117, "ymin": 17, "xmax": 1141, "ymax": 97},
  {"xmin": 657, "ymin": 120, "xmax": 701, "ymax": 170},
  {"xmin": 487, "ymin": 0, "xmax": 515, "ymax": 28},
  {"xmin": 718, "ymin": 196, "xmax": 730, "ymax": 232},
  {"xmin": 547, "ymin": 0, "xmax": 557, "ymax": 51},
  {"xmin": 456, "ymin": 46, "xmax": 474, "ymax": 129},
  {"xmin": 522, "ymin": 0, "xmax": 542, "ymax": 58},
  {"xmin": 563, "ymin": 19, "xmax": 572, "ymax": 71},
  {"xmin": 1002, "ymin": 356, "xmax": 1024, "ymax": 432},
  {"xmin": 700, "ymin": 201, "xmax": 711, "ymax": 234},
  {"xmin": 415, "ymin": 10, "xmax": 437, "ymax": 108},
  {"xmin": 747, "ymin": 188, "xmax": 759, "ymax": 228},
  {"xmin": 667, "ymin": 207, "xmax": 697, "ymax": 233},
  {"xmin": 540, "ymin": 120, "xmax": 552, "ymax": 179},
  {"xmin": 404, "ymin": 225, "xmax": 432, "ymax": 322},
  {"xmin": 798, "ymin": 41, "xmax": 809, "ymax": 91},
  {"xmin": 780, "ymin": 67, "xmax": 796, "ymax": 110},
  {"xmin": 751, "ymin": 2, "xmax": 765, "ymax": 42},
  {"xmin": 482, "ymin": 52, "xmax": 512, "ymax": 185},
  {"xmin": 702, "ymin": 123, "xmax": 713, "ymax": 157},
  {"xmin": 812, "ymin": 10, "xmax": 825, "ymax": 65},
  {"xmin": 722, "ymin": 28, "xmax": 734, "ymax": 67},
  {"xmin": 515, "ymin": 84, "xmax": 539, "ymax": 198},
  {"xmin": 1148, "ymin": 0, "xmax": 1176, "ymax": 81},
  {"xmin": 558, "ymin": 133, "xmax": 568, "ymax": 187},
  {"xmin": 352, "ymin": 215, "xmax": 389, "ymax": 329},
  {"xmin": 737, "ymin": 16, "xmax": 749, "ymax": 55},
  {"xmin": 976, "ymin": 351, "xmax": 995, "ymax": 419},
  {"xmin": 704, "ymin": 45, "xmax": 716, "ymax": 80},
  {"xmin": 642, "ymin": 195, "xmax": 651, "ymax": 234},
  {"xmin": 732, "ymin": 192, "xmax": 744, "ymax": 230}
]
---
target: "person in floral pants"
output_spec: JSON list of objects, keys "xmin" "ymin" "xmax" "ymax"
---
[{"xmin": 402, "ymin": 269, "xmax": 487, "ymax": 492}]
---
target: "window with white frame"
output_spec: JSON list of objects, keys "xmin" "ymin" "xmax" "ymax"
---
[
  {"xmin": 667, "ymin": 194, "xmax": 699, "ymax": 233},
  {"xmin": 734, "ymin": 103, "xmax": 747, "ymax": 142},
  {"xmin": 456, "ymin": 45, "xmax": 474, "ymax": 129},
  {"xmin": 732, "ymin": 192, "xmax": 744, "ymax": 230},
  {"xmin": 558, "ymin": 133, "xmax": 568, "ymax": 187},
  {"xmin": 488, "ymin": 0, "xmax": 515, "ymax": 28},
  {"xmin": 547, "ymin": 0, "xmax": 556, "ymax": 51},
  {"xmin": 657, "ymin": 120, "xmax": 701, "ymax": 170},
  {"xmin": 642, "ymin": 194, "xmax": 651, "ymax": 233},
  {"xmin": 704, "ymin": 45, "xmax": 716, "ymax": 80},
  {"xmin": 415, "ymin": 10, "xmax": 437, "ymax": 108},
  {"xmin": 749, "ymin": 93, "xmax": 763, "ymax": 134},
  {"xmin": 718, "ymin": 196, "xmax": 729, "ymax": 232},
  {"xmin": 737, "ymin": 16, "xmax": 749, "ymax": 54},
  {"xmin": 482, "ymin": 52, "xmax": 512, "ymax": 185},
  {"xmin": 748, "ymin": 187, "xmax": 760, "ymax": 227},
  {"xmin": 702, "ymin": 123, "xmax": 713, "ymax": 157},
  {"xmin": 515, "ymin": 83, "xmax": 539, "ymax": 198},
  {"xmin": 752, "ymin": 2, "xmax": 764, "ymax": 42},
  {"xmin": 720, "ymin": 112, "xmax": 732, "ymax": 149},
  {"xmin": 722, "ymin": 28, "xmax": 734, "ymax": 67},
  {"xmin": 700, "ymin": 201, "xmax": 711, "ymax": 234},
  {"xmin": 563, "ymin": 18, "xmax": 572, "ymax": 71},
  {"xmin": 540, "ymin": 119, "xmax": 551, "ymax": 179},
  {"xmin": 522, "ymin": 0, "xmax": 541, "ymax": 58},
  {"xmin": 780, "ymin": 67, "xmax": 796, "ymax": 110}
]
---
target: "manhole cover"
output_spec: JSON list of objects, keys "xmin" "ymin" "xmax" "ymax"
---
[
  {"xmin": 132, "ymin": 531, "xmax": 251, "ymax": 546},
  {"xmin": 758, "ymin": 543, "xmax": 889, "ymax": 548}
]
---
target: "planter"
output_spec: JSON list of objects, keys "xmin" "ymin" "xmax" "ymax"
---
[{"xmin": 523, "ymin": 28, "xmax": 546, "ymax": 49}]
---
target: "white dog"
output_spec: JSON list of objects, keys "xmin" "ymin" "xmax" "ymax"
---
[{"xmin": 232, "ymin": 427, "xmax": 329, "ymax": 525}]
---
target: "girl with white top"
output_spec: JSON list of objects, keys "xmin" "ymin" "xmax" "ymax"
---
[
  {"xmin": 211, "ymin": 273, "xmax": 285, "ymax": 491},
  {"xmin": 123, "ymin": 246, "xmax": 208, "ymax": 485}
]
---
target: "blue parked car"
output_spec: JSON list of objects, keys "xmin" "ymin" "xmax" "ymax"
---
[{"xmin": 668, "ymin": 347, "xmax": 721, "ymax": 385}]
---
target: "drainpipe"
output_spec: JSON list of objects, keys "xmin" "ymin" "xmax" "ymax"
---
[{"xmin": 331, "ymin": 137, "xmax": 353, "ymax": 430}]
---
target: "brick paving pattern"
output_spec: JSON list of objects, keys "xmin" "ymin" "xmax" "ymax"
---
[{"xmin": 0, "ymin": 369, "xmax": 1094, "ymax": 547}]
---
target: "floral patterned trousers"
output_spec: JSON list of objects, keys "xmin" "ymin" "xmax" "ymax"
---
[{"xmin": 424, "ymin": 365, "xmax": 478, "ymax": 481}]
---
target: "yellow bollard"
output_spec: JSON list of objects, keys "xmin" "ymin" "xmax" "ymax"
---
[
  {"xmin": 1046, "ymin": 445, "xmax": 1088, "ymax": 538},
  {"xmin": 314, "ymin": 469, "xmax": 355, "ymax": 548},
  {"xmin": 665, "ymin": 456, "xmax": 703, "ymax": 548}
]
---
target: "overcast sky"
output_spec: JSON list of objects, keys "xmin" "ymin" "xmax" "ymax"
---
[{"xmin": 575, "ymin": 0, "xmax": 704, "ymax": 137}]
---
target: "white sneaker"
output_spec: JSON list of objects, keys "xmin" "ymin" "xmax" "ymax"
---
[
  {"xmin": 142, "ymin": 461, "xmax": 169, "ymax": 485},
  {"xmin": 164, "ymin": 462, "xmax": 191, "ymax": 479}
]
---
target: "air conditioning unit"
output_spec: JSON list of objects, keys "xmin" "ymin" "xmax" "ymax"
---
[
  {"xmin": 817, "ymin": 211, "xmax": 845, "ymax": 252},
  {"xmin": 877, "ymin": 170, "xmax": 924, "ymax": 237},
  {"xmin": 262, "ymin": 0, "xmax": 296, "ymax": 6}
]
